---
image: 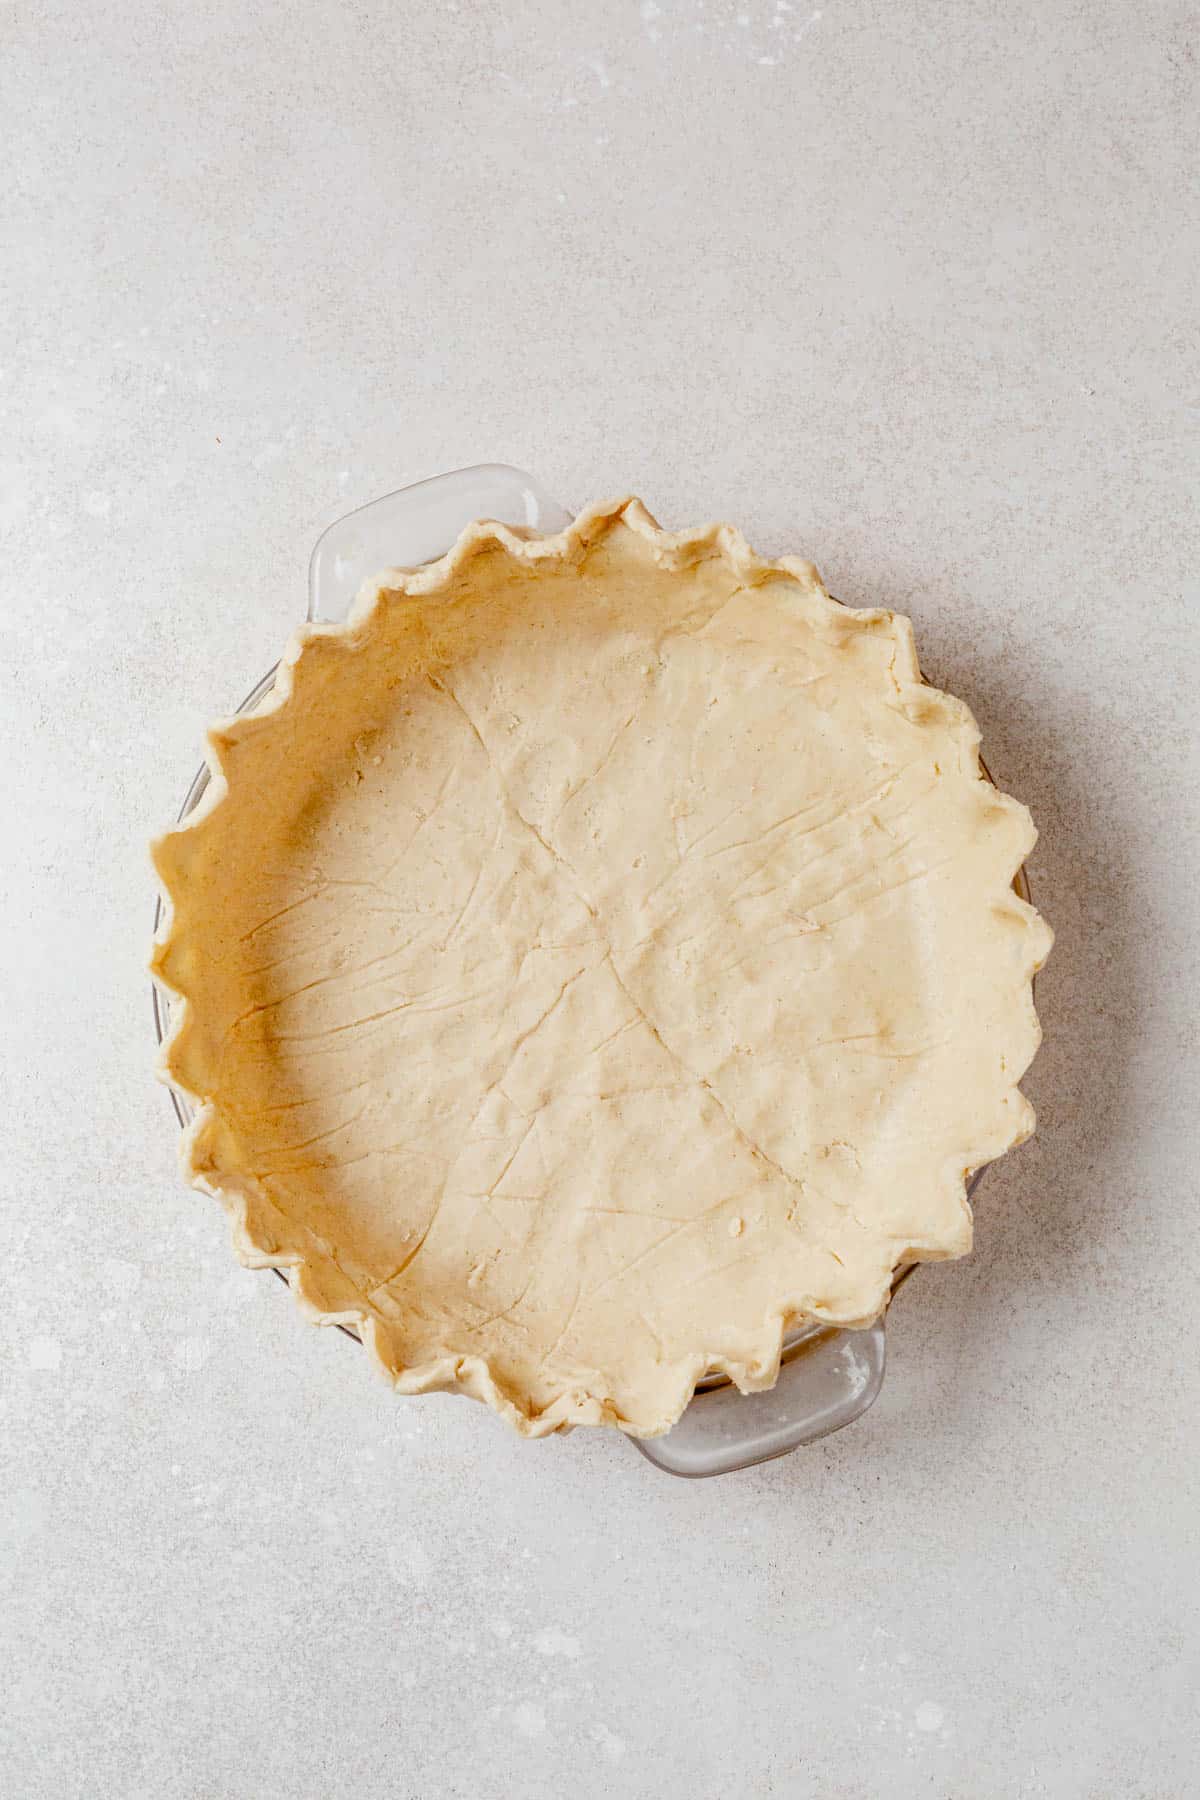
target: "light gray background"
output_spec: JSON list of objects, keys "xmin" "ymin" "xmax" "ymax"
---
[{"xmin": 3, "ymin": 1, "xmax": 1197, "ymax": 1795}]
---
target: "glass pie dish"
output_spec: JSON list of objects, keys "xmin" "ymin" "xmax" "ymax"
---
[{"xmin": 152, "ymin": 462, "xmax": 1031, "ymax": 1478}]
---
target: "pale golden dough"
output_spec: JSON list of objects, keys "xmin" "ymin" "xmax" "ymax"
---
[{"xmin": 152, "ymin": 499, "xmax": 1051, "ymax": 1438}]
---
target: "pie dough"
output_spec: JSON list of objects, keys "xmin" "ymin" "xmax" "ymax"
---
[{"xmin": 152, "ymin": 498, "xmax": 1051, "ymax": 1438}]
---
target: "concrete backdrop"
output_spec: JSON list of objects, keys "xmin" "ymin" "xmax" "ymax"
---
[{"xmin": 3, "ymin": 1, "xmax": 1197, "ymax": 1794}]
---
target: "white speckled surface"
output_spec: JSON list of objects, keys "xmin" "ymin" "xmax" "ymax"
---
[{"xmin": 3, "ymin": 2, "xmax": 1197, "ymax": 1795}]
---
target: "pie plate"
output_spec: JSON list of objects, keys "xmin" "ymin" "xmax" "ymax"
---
[{"xmin": 152, "ymin": 462, "xmax": 1029, "ymax": 1478}]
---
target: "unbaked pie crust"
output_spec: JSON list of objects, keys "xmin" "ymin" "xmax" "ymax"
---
[{"xmin": 152, "ymin": 498, "xmax": 1051, "ymax": 1437}]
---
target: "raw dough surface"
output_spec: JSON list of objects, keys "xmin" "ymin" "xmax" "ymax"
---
[{"xmin": 152, "ymin": 499, "xmax": 1050, "ymax": 1437}]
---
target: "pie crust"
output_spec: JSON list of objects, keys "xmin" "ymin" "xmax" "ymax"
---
[{"xmin": 152, "ymin": 498, "xmax": 1051, "ymax": 1438}]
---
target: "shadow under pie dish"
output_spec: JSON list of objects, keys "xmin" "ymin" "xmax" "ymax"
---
[{"xmin": 151, "ymin": 497, "xmax": 1051, "ymax": 1439}]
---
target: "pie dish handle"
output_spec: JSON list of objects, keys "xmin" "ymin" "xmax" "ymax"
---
[
  {"xmin": 308, "ymin": 462, "xmax": 573, "ymax": 621},
  {"xmin": 632, "ymin": 1323, "xmax": 887, "ymax": 1479}
]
